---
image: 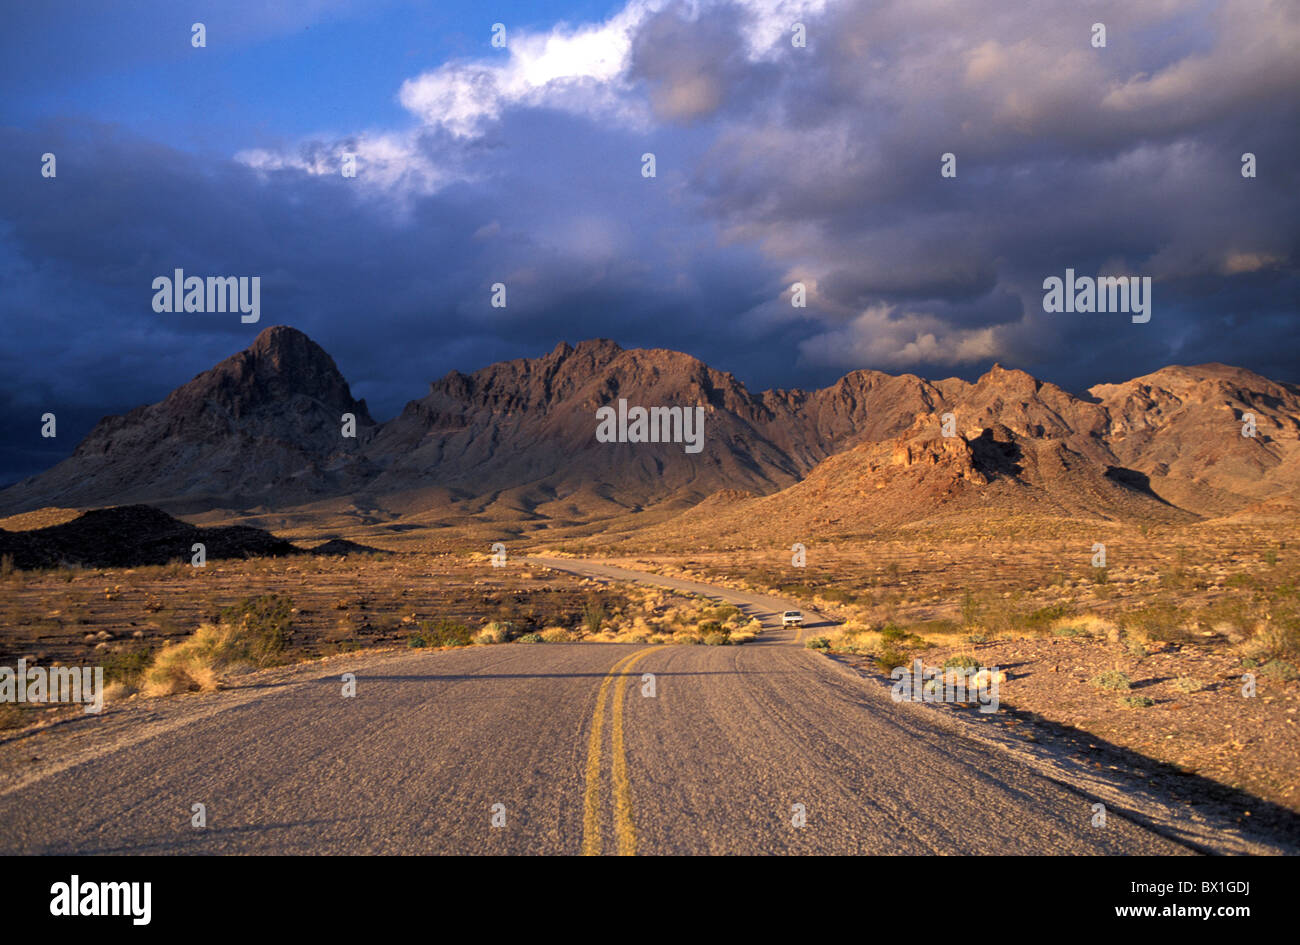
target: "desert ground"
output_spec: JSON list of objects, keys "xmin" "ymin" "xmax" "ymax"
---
[{"xmin": 3, "ymin": 505, "xmax": 1297, "ymax": 829}]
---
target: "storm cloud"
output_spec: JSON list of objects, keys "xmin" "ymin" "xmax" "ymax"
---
[{"xmin": 1, "ymin": 0, "xmax": 1297, "ymax": 481}]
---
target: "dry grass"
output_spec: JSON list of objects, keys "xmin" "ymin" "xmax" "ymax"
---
[
  {"xmin": 577, "ymin": 587, "xmax": 761, "ymax": 646},
  {"xmin": 141, "ymin": 623, "xmax": 247, "ymax": 696}
]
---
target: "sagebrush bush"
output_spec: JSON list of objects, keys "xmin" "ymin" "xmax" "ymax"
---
[
  {"xmin": 101, "ymin": 648, "xmax": 152, "ymax": 686},
  {"xmin": 696, "ymin": 620, "xmax": 729, "ymax": 642},
  {"xmin": 216, "ymin": 594, "xmax": 293, "ymax": 665},
  {"xmin": 1259, "ymin": 659, "xmax": 1298, "ymax": 682},
  {"xmin": 411, "ymin": 619, "xmax": 474, "ymax": 648},
  {"xmin": 1092, "ymin": 670, "xmax": 1131, "ymax": 691},
  {"xmin": 1240, "ymin": 624, "xmax": 1299, "ymax": 663},
  {"xmin": 474, "ymin": 622, "xmax": 511, "ymax": 645},
  {"xmin": 875, "ymin": 647, "xmax": 906, "ymax": 672}
]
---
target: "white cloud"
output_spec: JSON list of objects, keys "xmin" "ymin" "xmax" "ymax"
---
[
  {"xmin": 236, "ymin": 131, "xmax": 453, "ymax": 197},
  {"xmin": 799, "ymin": 303, "xmax": 1001, "ymax": 369},
  {"xmin": 396, "ymin": 0, "xmax": 835, "ymax": 138},
  {"xmin": 397, "ymin": 3, "xmax": 658, "ymax": 138}
]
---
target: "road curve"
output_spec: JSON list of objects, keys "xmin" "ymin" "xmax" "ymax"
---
[{"xmin": 0, "ymin": 559, "xmax": 1195, "ymax": 855}]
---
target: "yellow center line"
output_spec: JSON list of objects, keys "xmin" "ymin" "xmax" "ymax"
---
[
  {"xmin": 610, "ymin": 645, "xmax": 665, "ymax": 856},
  {"xmin": 581, "ymin": 647, "xmax": 653, "ymax": 856}
]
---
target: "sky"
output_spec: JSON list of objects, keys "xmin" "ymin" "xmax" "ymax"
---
[{"xmin": 1, "ymin": 0, "xmax": 1298, "ymax": 483}]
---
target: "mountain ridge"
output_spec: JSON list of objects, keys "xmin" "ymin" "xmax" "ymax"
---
[{"xmin": 1, "ymin": 326, "xmax": 1296, "ymax": 529}]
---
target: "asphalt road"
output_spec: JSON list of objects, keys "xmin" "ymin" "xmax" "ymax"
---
[{"xmin": 0, "ymin": 558, "xmax": 1194, "ymax": 855}]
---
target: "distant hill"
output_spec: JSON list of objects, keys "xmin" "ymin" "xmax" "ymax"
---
[{"xmin": 0, "ymin": 505, "xmax": 299, "ymax": 569}]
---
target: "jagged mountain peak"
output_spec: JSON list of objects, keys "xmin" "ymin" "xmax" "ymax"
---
[{"xmin": 170, "ymin": 325, "xmax": 372, "ymax": 422}]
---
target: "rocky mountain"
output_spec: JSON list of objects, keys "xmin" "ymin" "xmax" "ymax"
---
[
  {"xmin": 647, "ymin": 362, "xmax": 1300, "ymax": 539},
  {"xmin": 0, "ymin": 327, "xmax": 378, "ymax": 515},
  {"xmin": 1090, "ymin": 364, "xmax": 1300, "ymax": 517},
  {"xmin": 361, "ymin": 339, "xmax": 943, "ymax": 514},
  {"xmin": 1, "ymin": 327, "xmax": 1296, "ymax": 529}
]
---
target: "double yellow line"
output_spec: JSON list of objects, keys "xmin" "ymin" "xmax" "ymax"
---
[{"xmin": 581, "ymin": 645, "xmax": 663, "ymax": 856}]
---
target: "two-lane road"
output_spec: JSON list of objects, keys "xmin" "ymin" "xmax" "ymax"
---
[{"xmin": 0, "ymin": 560, "xmax": 1197, "ymax": 854}]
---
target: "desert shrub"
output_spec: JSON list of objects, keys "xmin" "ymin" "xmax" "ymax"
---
[
  {"xmin": 517, "ymin": 632, "xmax": 543, "ymax": 644},
  {"xmin": 1259, "ymin": 659, "xmax": 1298, "ymax": 682},
  {"xmin": 1174, "ymin": 676, "xmax": 1203, "ymax": 693},
  {"xmin": 540, "ymin": 626, "xmax": 572, "ymax": 643},
  {"xmin": 879, "ymin": 624, "xmax": 909, "ymax": 644},
  {"xmin": 1019, "ymin": 602, "xmax": 1072, "ymax": 634},
  {"xmin": 1092, "ymin": 670, "xmax": 1131, "ymax": 691},
  {"xmin": 101, "ymin": 648, "xmax": 152, "ymax": 686},
  {"xmin": 778, "ymin": 582, "xmax": 815, "ymax": 598},
  {"xmin": 701, "ymin": 604, "xmax": 742, "ymax": 624},
  {"xmin": 1240, "ymin": 624, "xmax": 1300, "ymax": 663},
  {"xmin": 474, "ymin": 621, "xmax": 515, "ymax": 645},
  {"xmin": 702, "ymin": 631, "xmax": 729, "ymax": 646},
  {"xmin": 875, "ymin": 647, "xmax": 907, "ymax": 672},
  {"xmin": 960, "ymin": 589, "xmax": 979, "ymax": 626},
  {"xmin": 942, "ymin": 654, "xmax": 979, "ymax": 671},
  {"xmin": 696, "ymin": 620, "xmax": 729, "ymax": 642},
  {"xmin": 582, "ymin": 597, "xmax": 607, "ymax": 634},
  {"xmin": 0, "ymin": 702, "xmax": 24, "ymax": 730},
  {"xmin": 805, "ymin": 637, "xmax": 831, "ymax": 651},
  {"xmin": 430, "ymin": 619, "xmax": 474, "ymax": 646},
  {"xmin": 911, "ymin": 618, "xmax": 961, "ymax": 636},
  {"xmin": 1125, "ymin": 603, "xmax": 1193, "ymax": 643},
  {"xmin": 818, "ymin": 587, "xmax": 857, "ymax": 605},
  {"xmin": 1123, "ymin": 695, "xmax": 1155, "ymax": 708},
  {"xmin": 217, "ymin": 594, "xmax": 293, "ymax": 664},
  {"xmin": 142, "ymin": 623, "xmax": 260, "ymax": 695}
]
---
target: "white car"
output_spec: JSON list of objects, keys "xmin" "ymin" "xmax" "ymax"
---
[{"xmin": 781, "ymin": 611, "xmax": 803, "ymax": 627}]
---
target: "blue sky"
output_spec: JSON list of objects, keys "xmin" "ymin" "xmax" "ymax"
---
[
  {"xmin": 1, "ymin": 1, "xmax": 626, "ymax": 148},
  {"xmin": 1, "ymin": 0, "xmax": 1298, "ymax": 482}
]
